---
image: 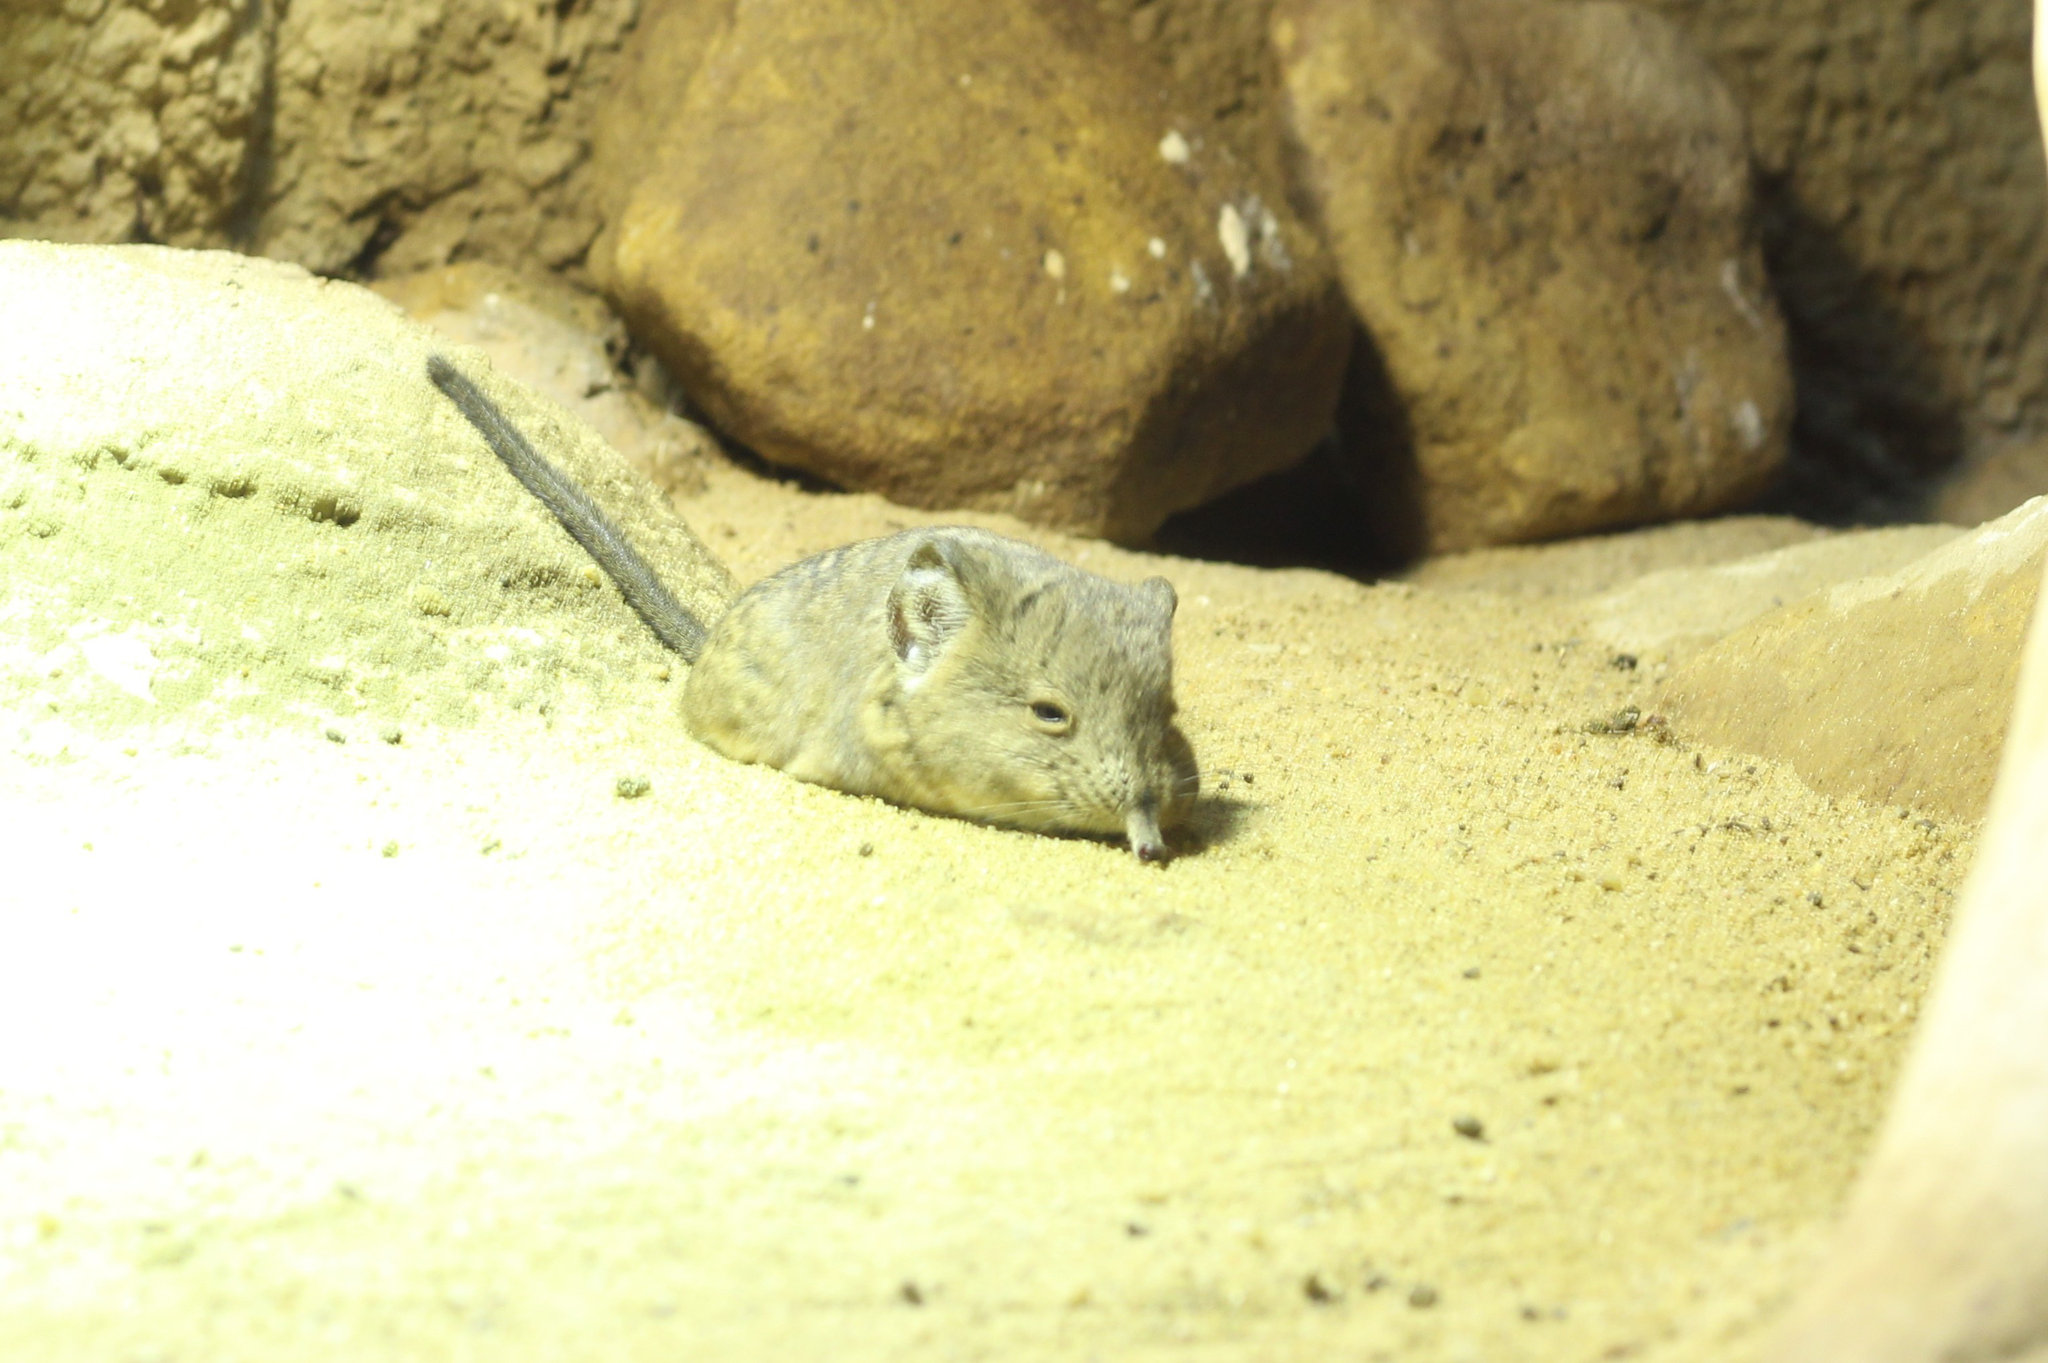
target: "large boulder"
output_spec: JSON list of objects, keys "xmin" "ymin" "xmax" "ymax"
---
[
  {"xmin": 590, "ymin": 0, "xmax": 1353, "ymax": 543},
  {"xmin": 1109, "ymin": 0, "xmax": 2048, "ymax": 524},
  {"xmin": 1275, "ymin": 0, "xmax": 1792, "ymax": 553},
  {"xmin": 1660, "ymin": 497, "xmax": 2048, "ymax": 822}
]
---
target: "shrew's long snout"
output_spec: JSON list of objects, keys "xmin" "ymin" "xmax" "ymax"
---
[{"xmin": 1126, "ymin": 803, "xmax": 1168, "ymax": 863}]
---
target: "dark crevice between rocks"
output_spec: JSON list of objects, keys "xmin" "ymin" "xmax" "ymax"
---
[
  {"xmin": 343, "ymin": 210, "xmax": 407, "ymax": 281},
  {"xmin": 1154, "ymin": 325, "xmax": 1420, "ymax": 578},
  {"xmin": 1162, "ymin": 185, "xmax": 1979, "ymax": 573},
  {"xmin": 1751, "ymin": 177, "xmax": 1965, "ymax": 526}
]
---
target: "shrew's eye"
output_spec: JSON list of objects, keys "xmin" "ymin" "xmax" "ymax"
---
[{"xmin": 1029, "ymin": 700, "xmax": 1071, "ymax": 730}]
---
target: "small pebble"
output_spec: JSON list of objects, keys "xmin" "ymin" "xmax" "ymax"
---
[
  {"xmin": 898, "ymin": 1280, "xmax": 925, "ymax": 1306},
  {"xmin": 380, "ymin": 841, "xmax": 399, "ymax": 858},
  {"xmin": 1452, "ymin": 1114, "xmax": 1485, "ymax": 1141},
  {"xmin": 1303, "ymin": 1272, "xmax": 1337, "ymax": 1304},
  {"xmin": 1408, "ymin": 1283, "xmax": 1439, "ymax": 1309},
  {"xmin": 379, "ymin": 724, "xmax": 403, "ymax": 745},
  {"xmin": 615, "ymin": 775, "xmax": 652, "ymax": 799},
  {"xmin": 858, "ymin": 842, "xmax": 875, "ymax": 857},
  {"xmin": 324, "ymin": 727, "xmax": 346, "ymax": 744}
]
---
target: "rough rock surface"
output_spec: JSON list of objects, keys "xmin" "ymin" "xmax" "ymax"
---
[
  {"xmin": 1108, "ymin": 0, "xmax": 2048, "ymax": 521},
  {"xmin": 1645, "ymin": 0, "xmax": 2048, "ymax": 515},
  {"xmin": 0, "ymin": 240, "xmax": 734, "ymax": 734},
  {"xmin": 591, "ymin": 0, "xmax": 1353, "ymax": 543},
  {"xmin": 1276, "ymin": 0, "xmax": 1791, "ymax": 554},
  {"xmin": 254, "ymin": 0, "xmax": 638, "ymax": 275},
  {"xmin": 1661, "ymin": 497, "xmax": 2048, "ymax": 822},
  {"xmin": 0, "ymin": 0, "xmax": 639, "ymax": 280},
  {"xmin": 0, "ymin": 0, "xmax": 273, "ymax": 246}
]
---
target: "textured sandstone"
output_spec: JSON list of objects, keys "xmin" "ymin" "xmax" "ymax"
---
[
  {"xmin": 254, "ymin": 0, "xmax": 638, "ymax": 275},
  {"xmin": 1661, "ymin": 497, "xmax": 2048, "ymax": 821},
  {"xmin": 1115, "ymin": 0, "xmax": 2048, "ymax": 518},
  {"xmin": 1276, "ymin": 0, "xmax": 1792, "ymax": 553},
  {"xmin": 0, "ymin": 0, "xmax": 273, "ymax": 246},
  {"xmin": 590, "ymin": 0, "xmax": 1352, "ymax": 542}
]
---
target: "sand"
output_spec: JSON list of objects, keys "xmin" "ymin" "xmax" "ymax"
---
[{"xmin": 0, "ymin": 245, "xmax": 1975, "ymax": 1361}]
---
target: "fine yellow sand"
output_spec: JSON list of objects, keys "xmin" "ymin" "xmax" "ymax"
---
[
  {"xmin": 1, "ymin": 463, "xmax": 1969, "ymax": 1362},
  {"xmin": 0, "ymin": 243, "xmax": 1976, "ymax": 1361}
]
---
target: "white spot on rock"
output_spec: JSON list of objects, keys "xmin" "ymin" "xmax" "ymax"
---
[
  {"xmin": 1218, "ymin": 204, "xmax": 1251, "ymax": 279},
  {"xmin": 1255, "ymin": 201, "xmax": 1291, "ymax": 273},
  {"xmin": 862, "ymin": 300, "xmax": 877, "ymax": 331},
  {"xmin": 1109, "ymin": 267, "xmax": 1130, "ymax": 294},
  {"xmin": 1189, "ymin": 259, "xmax": 1215, "ymax": 307},
  {"xmin": 1732, "ymin": 399, "xmax": 1765, "ymax": 451},
  {"xmin": 1158, "ymin": 130, "xmax": 1191, "ymax": 165},
  {"xmin": 1043, "ymin": 249, "xmax": 1066, "ymax": 281},
  {"xmin": 1720, "ymin": 259, "xmax": 1767, "ymax": 332},
  {"xmin": 1147, "ymin": 237, "xmax": 1167, "ymax": 260}
]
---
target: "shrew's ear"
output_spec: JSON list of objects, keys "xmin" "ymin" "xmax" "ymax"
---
[
  {"xmin": 888, "ymin": 538, "xmax": 974, "ymax": 675},
  {"xmin": 1137, "ymin": 576, "xmax": 1178, "ymax": 620}
]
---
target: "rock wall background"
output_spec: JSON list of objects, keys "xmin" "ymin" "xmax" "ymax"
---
[
  {"xmin": 0, "ymin": 0, "xmax": 274, "ymax": 247},
  {"xmin": 1, "ymin": 0, "xmax": 636, "ymax": 274},
  {"xmin": 1101, "ymin": 0, "xmax": 2048, "ymax": 518},
  {"xmin": 1650, "ymin": 0, "xmax": 2047, "ymax": 514},
  {"xmin": 4, "ymin": 0, "xmax": 2042, "ymax": 522}
]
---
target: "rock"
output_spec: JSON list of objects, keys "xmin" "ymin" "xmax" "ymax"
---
[
  {"xmin": 585, "ymin": 0, "xmax": 732, "ymax": 237},
  {"xmin": 1638, "ymin": 0, "xmax": 2048, "ymax": 519},
  {"xmin": 589, "ymin": 0, "xmax": 1353, "ymax": 543},
  {"xmin": 1587, "ymin": 524, "xmax": 1965, "ymax": 664},
  {"xmin": 1660, "ymin": 497, "xmax": 2048, "ymax": 821},
  {"xmin": 1275, "ymin": 0, "xmax": 1792, "ymax": 553},
  {"xmin": 0, "ymin": 241, "xmax": 734, "ymax": 731},
  {"xmin": 255, "ymin": 0, "xmax": 638, "ymax": 275},
  {"xmin": 0, "ymin": 0, "xmax": 639, "ymax": 278},
  {"xmin": 0, "ymin": 0, "xmax": 274, "ymax": 246},
  {"xmin": 1763, "ymin": 534, "xmax": 2048, "ymax": 1363},
  {"xmin": 1105, "ymin": 0, "xmax": 2048, "ymax": 526}
]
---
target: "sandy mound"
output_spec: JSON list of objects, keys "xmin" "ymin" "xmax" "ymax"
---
[{"xmin": 0, "ymin": 243, "xmax": 1978, "ymax": 1361}]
